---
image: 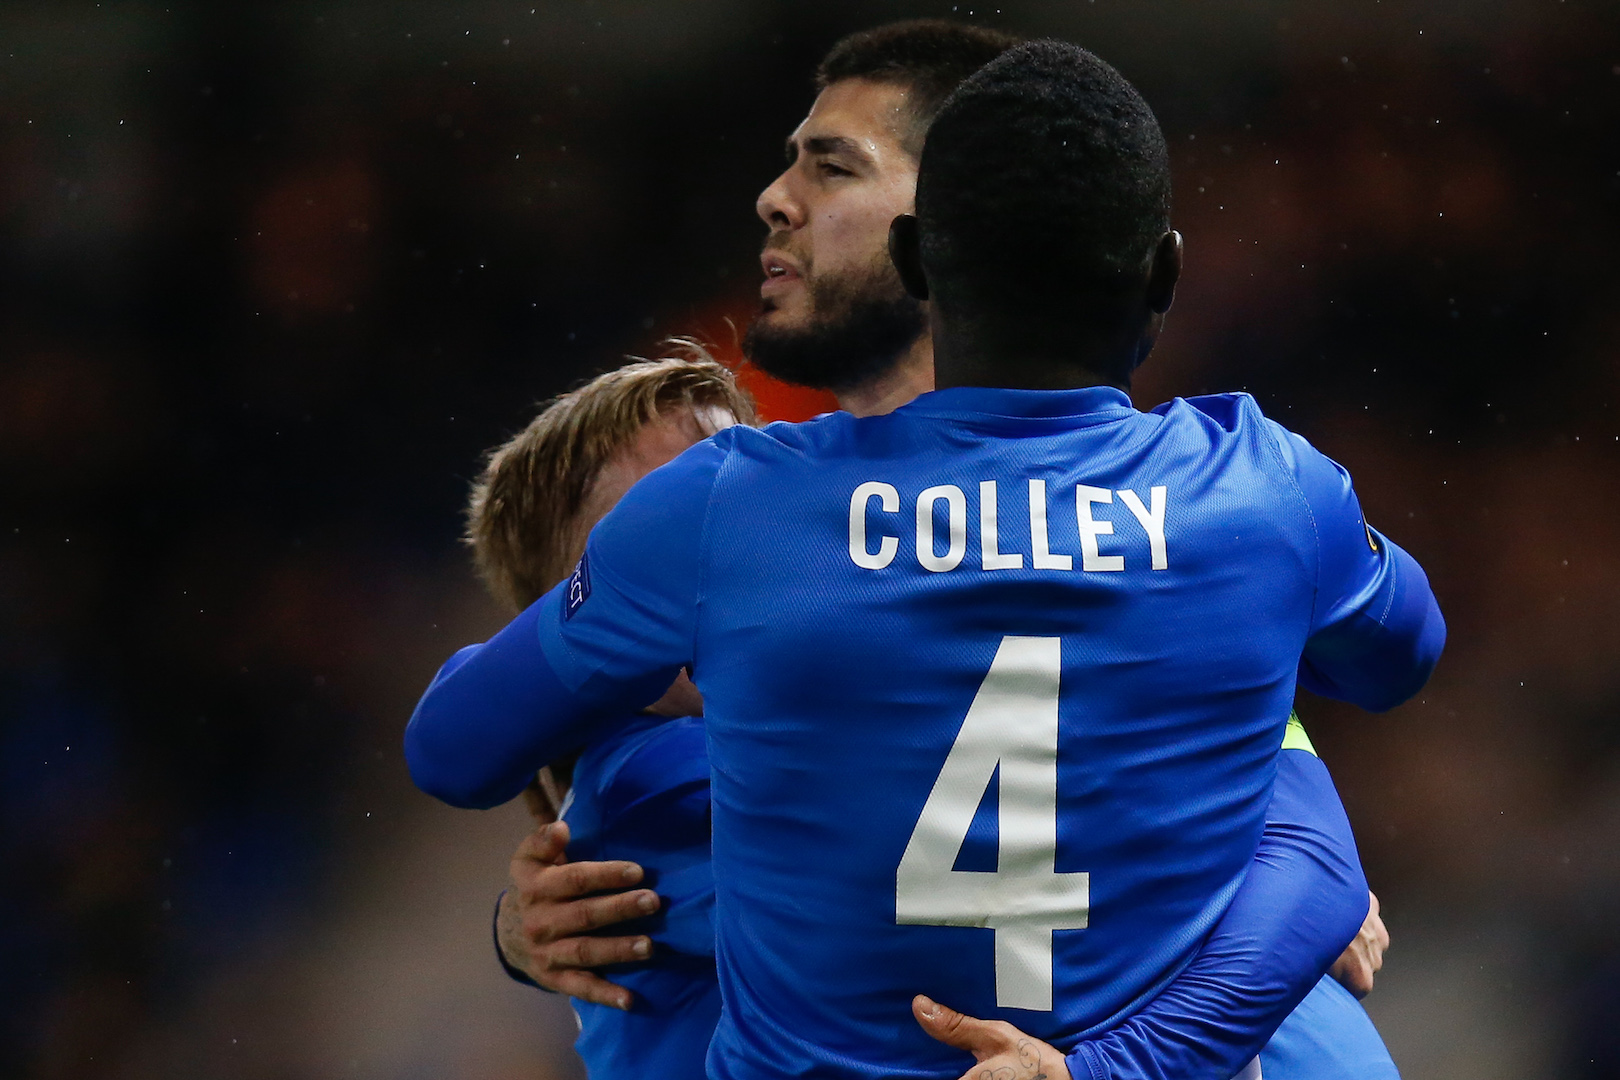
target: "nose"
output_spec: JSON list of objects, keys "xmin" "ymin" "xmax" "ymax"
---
[{"xmin": 756, "ymin": 166, "xmax": 804, "ymax": 232}]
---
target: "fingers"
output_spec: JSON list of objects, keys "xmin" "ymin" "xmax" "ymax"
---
[
  {"xmin": 513, "ymin": 850, "xmax": 645, "ymax": 906},
  {"xmin": 515, "ymin": 821, "xmax": 571, "ymax": 866},
  {"xmin": 545, "ymin": 969, "xmax": 636, "ymax": 1012},
  {"xmin": 1367, "ymin": 893, "xmax": 1391, "ymax": 955},
  {"xmin": 1366, "ymin": 923, "xmax": 1388, "ymax": 975},
  {"xmin": 912, "ymin": 995, "xmax": 1014, "ymax": 1060},
  {"xmin": 1330, "ymin": 936, "xmax": 1377, "ymax": 999},
  {"xmin": 543, "ymin": 888, "xmax": 661, "ymax": 938},
  {"xmin": 547, "ymin": 933, "xmax": 654, "ymax": 969},
  {"xmin": 1331, "ymin": 954, "xmax": 1374, "ymax": 999},
  {"xmin": 527, "ymin": 859, "xmax": 646, "ymax": 902}
]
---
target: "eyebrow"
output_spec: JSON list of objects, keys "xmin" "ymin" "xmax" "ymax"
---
[{"xmin": 784, "ymin": 134, "xmax": 869, "ymax": 164}]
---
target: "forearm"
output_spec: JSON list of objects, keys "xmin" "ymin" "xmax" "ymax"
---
[
  {"xmin": 1067, "ymin": 746, "xmax": 1367, "ymax": 1080},
  {"xmin": 405, "ymin": 599, "xmax": 626, "ymax": 809},
  {"xmin": 1300, "ymin": 534, "xmax": 1445, "ymax": 712}
]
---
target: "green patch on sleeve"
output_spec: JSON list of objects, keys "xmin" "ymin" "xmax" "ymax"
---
[{"xmin": 1282, "ymin": 710, "xmax": 1318, "ymax": 757}]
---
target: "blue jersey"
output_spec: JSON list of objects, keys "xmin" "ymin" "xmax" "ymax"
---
[
  {"xmin": 410, "ymin": 385, "xmax": 1442, "ymax": 1079},
  {"xmin": 507, "ymin": 708, "xmax": 1393, "ymax": 1080},
  {"xmin": 560, "ymin": 713, "xmax": 719, "ymax": 1080},
  {"xmin": 1073, "ymin": 721, "xmax": 1388, "ymax": 1080},
  {"xmin": 1262, "ymin": 975, "xmax": 1401, "ymax": 1080}
]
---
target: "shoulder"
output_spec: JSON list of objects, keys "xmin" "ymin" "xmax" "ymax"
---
[
  {"xmin": 718, "ymin": 411, "xmax": 858, "ymax": 456},
  {"xmin": 591, "ymin": 432, "xmax": 736, "ymax": 544},
  {"xmin": 1148, "ymin": 390, "xmax": 1269, "ymax": 434},
  {"xmin": 1149, "ymin": 393, "xmax": 1335, "ymax": 475},
  {"xmin": 680, "ymin": 412, "xmax": 905, "ymax": 487}
]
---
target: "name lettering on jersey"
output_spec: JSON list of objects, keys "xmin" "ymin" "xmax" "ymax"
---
[{"xmin": 848, "ymin": 480, "xmax": 1169, "ymax": 573}]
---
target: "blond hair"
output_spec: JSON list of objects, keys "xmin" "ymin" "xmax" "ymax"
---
[{"xmin": 466, "ymin": 342, "xmax": 757, "ymax": 613}]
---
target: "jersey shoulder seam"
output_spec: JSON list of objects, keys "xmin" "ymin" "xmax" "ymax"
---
[
  {"xmin": 1375, "ymin": 529, "xmax": 1399, "ymax": 625},
  {"xmin": 1253, "ymin": 406, "xmax": 1324, "ymax": 628},
  {"xmin": 690, "ymin": 433, "xmax": 740, "ymax": 672}
]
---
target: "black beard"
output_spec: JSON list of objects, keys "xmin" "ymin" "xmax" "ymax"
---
[{"xmin": 743, "ymin": 267, "xmax": 926, "ymax": 394}]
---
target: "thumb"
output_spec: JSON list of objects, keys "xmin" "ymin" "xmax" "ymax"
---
[
  {"xmin": 912, "ymin": 995, "xmax": 1009, "ymax": 1061},
  {"xmin": 519, "ymin": 820, "xmax": 570, "ymax": 866}
]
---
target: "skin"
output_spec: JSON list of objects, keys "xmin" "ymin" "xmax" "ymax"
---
[
  {"xmin": 915, "ymin": 995, "xmax": 1071, "ymax": 1080},
  {"xmin": 498, "ymin": 75, "xmax": 1390, "ymax": 1067},
  {"xmin": 754, "ymin": 78, "xmax": 935, "ymax": 418},
  {"xmin": 888, "ymin": 215, "xmax": 1184, "ymax": 394},
  {"xmin": 1330, "ymin": 891, "xmax": 1389, "ymax": 998}
]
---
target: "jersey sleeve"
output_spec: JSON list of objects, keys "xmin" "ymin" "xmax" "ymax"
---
[
  {"xmin": 1067, "ymin": 716, "xmax": 1369, "ymax": 1080},
  {"xmin": 403, "ymin": 436, "xmax": 727, "ymax": 809},
  {"xmin": 1267, "ymin": 421, "xmax": 1446, "ymax": 711}
]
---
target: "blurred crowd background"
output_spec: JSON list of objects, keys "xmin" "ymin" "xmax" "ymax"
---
[{"xmin": 2, "ymin": 1, "xmax": 1618, "ymax": 1077}]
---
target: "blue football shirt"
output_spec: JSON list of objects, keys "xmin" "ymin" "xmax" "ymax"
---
[
  {"xmin": 1262, "ymin": 975, "xmax": 1401, "ymax": 1080},
  {"xmin": 409, "ymin": 385, "xmax": 1443, "ymax": 1080},
  {"xmin": 510, "ymin": 708, "xmax": 1394, "ymax": 1080},
  {"xmin": 560, "ymin": 713, "xmax": 719, "ymax": 1080}
]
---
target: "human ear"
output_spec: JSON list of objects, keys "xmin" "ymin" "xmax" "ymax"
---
[
  {"xmin": 888, "ymin": 214, "xmax": 930, "ymax": 301},
  {"xmin": 1145, "ymin": 230, "xmax": 1183, "ymax": 315}
]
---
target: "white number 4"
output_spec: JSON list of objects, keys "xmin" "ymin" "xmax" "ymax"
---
[{"xmin": 896, "ymin": 636, "xmax": 1089, "ymax": 1012}]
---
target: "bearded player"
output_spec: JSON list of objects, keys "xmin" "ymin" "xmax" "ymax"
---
[
  {"xmin": 468, "ymin": 348, "xmax": 1377, "ymax": 1080},
  {"xmin": 411, "ymin": 29, "xmax": 1438, "ymax": 1080},
  {"xmin": 502, "ymin": 21, "xmax": 1395, "ymax": 1078}
]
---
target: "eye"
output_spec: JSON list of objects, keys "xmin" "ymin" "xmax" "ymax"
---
[{"xmin": 817, "ymin": 161, "xmax": 853, "ymax": 178}]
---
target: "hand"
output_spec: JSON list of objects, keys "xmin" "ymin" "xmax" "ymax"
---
[
  {"xmin": 913, "ymin": 995, "xmax": 1072, "ymax": 1080},
  {"xmin": 1329, "ymin": 890, "xmax": 1389, "ymax": 999},
  {"xmin": 496, "ymin": 821, "xmax": 662, "ymax": 1010}
]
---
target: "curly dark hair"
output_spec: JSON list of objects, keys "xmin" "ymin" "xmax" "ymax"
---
[{"xmin": 915, "ymin": 39, "xmax": 1172, "ymax": 362}]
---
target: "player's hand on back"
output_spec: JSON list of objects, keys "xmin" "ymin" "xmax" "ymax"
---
[
  {"xmin": 1329, "ymin": 890, "xmax": 1389, "ymax": 999},
  {"xmin": 912, "ymin": 995, "xmax": 1072, "ymax": 1080},
  {"xmin": 496, "ymin": 820, "xmax": 662, "ymax": 1010}
]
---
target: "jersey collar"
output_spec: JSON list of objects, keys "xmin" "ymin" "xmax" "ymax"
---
[{"xmin": 900, "ymin": 384, "xmax": 1136, "ymax": 427}]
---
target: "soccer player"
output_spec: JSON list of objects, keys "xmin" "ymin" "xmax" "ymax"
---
[
  {"xmin": 503, "ymin": 18, "xmax": 1396, "ymax": 1079},
  {"xmin": 462, "ymin": 352, "xmax": 754, "ymax": 1080},
  {"xmin": 408, "ymin": 37, "xmax": 1443, "ymax": 1080},
  {"xmin": 471, "ymin": 353, "xmax": 1392, "ymax": 1080}
]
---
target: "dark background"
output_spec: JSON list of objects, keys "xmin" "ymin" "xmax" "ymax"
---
[{"xmin": 3, "ymin": 2, "xmax": 1618, "ymax": 1077}]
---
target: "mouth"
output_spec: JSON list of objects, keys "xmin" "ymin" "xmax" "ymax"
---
[{"xmin": 760, "ymin": 251, "xmax": 803, "ymax": 298}]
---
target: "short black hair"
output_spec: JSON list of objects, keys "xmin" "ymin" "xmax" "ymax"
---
[
  {"xmin": 915, "ymin": 40, "xmax": 1172, "ymax": 351},
  {"xmin": 816, "ymin": 20, "xmax": 1023, "ymax": 156}
]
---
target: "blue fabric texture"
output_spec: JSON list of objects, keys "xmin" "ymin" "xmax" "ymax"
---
[
  {"xmin": 1261, "ymin": 975, "xmax": 1402, "ymax": 1079},
  {"xmin": 561, "ymin": 712, "xmax": 718, "ymax": 1080},
  {"xmin": 407, "ymin": 386, "xmax": 1442, "ymax": 1079},
  {"xmin": 1068, "ymin": 749, "xmax": 1368, "ymax": 1079},
  {"xmin": 503, "ymin": 733, "xmax": 1388, "ymax": 1080}
]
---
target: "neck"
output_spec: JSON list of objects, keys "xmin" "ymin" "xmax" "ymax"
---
[
  {"xmin": 834, "ymin": 333, "xmax": 936, "ymax": 418},
  {"xmin": 930, "ymin": 310, "xmax": 1142, "ymax": 395}
]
